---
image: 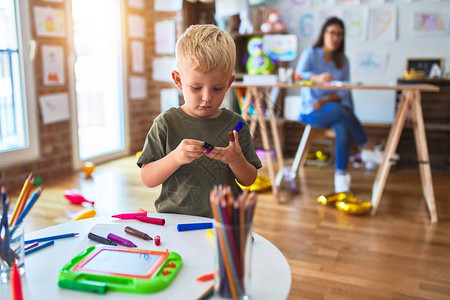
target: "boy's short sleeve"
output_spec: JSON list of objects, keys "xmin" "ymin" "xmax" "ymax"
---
[{"xmin": 137, "ymin": 116, "xmax": 167, "ymax": 168}]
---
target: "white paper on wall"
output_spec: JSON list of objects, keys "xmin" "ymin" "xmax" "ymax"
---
[
  {"xmin": 128, "ymin": 0, "xmax": 145, "ymax": 9},
  {"xmin": 344, "ymin": 8, "xmax": 369, "ymax": 41},
  {"xmin": 412, "ymin": 9, "xmax": 450, "ymax": 36},
  {"xmin": 154, "ymin": 0, "xmax": 182, "ymax": 11},
  {"xmin": 152, "ymin": 57, "xmax": 176, "ymax": 83},
  {"xmin": 369, "ymin": 6, "xmax": 397, "ymax": 42},
  {"xmin": 131, "ymin": 41, "xmax": 145, "ymax": 73},
  {"xmin": 33, "ymin": 6, "xmax": 65, "ymax": 37},
  {"xmin": 42, "ymin": 45, "xmax": 65, "ymax": 86},
  {"xmin": 39, "ymin": 93, "xmax": 70, "ymax": 124},
  {"xmin": 128, "ymin": 15, "xmax": 146, "ymax": 38},
  {"xmin": 129, "ymin": 76, "xmax": 147, "ymax": 100},
  {"xmin": 155, "ymin": 20, "xmax": 176, "ymax": 54},
  {"xmin": 353, "ymin": 51, "xmax": 388, "ymax": 75}
]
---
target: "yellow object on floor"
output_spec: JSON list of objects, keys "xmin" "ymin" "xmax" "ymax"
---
[
  {"xmin": 317, "ymin": 192, "xmax": 352, "ymax": 205},
  {"xmin": 335, "ymin": 196, "xmax": 372, "ymax": 215},
  {"xmin": 237, "ymin": 175, "xmax": 272, "ymax": 192},
  {"xmin": 72, "ymin": 207, "xmax": 96, "ymax": 221}
]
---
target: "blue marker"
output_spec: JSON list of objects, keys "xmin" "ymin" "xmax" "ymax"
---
[
  {"xmin": 234, "ymin": 122, "xmax": 244, "ymax": 132},
  {"xmin": 177, "ymin": 222, "xmax": 213, "ymax": 232}
]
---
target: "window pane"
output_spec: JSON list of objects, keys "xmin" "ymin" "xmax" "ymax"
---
[{"xmin": 0, "ymin": 0, "xmax": 28, "ymax": 153}]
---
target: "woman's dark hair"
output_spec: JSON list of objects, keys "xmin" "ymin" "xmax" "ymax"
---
[{"xmin": 313, "ymin": 17, "xmax": 345, "ymax": 69}]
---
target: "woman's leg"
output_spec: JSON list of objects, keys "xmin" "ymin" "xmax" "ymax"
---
[
  {"xmin": 302, "ymin": 103, "xmax": 368, "ymax": 147},
  {"xmin": 332, "ymin": 122, "xmax": 351, "ymax": 172}
]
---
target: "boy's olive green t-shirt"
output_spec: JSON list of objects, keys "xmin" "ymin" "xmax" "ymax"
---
[{"xmin": 137, "ymin": 107, "xmax": 262, "ymax": 218}]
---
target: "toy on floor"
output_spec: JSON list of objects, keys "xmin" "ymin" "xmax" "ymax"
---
[
  {"xmin": 82, "ymin": 162, "xmax": 95, "ymax": 178},
  {"xmin": 64, "ymin": 189, "xmax": 95, "ymax": 206}
]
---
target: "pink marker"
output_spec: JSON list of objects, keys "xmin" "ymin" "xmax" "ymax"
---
[
  {"xmin": 155, "ymin": 235, "xmax": 161, "ymax": 246},
  {"xmin": 112, "ymin": 212, "xmax": 147, "ymax": 219}
]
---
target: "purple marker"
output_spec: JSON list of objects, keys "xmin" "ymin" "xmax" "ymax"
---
[{"xmin": 107, "ymin": 233, "xmax": 137, "ymax": 247}]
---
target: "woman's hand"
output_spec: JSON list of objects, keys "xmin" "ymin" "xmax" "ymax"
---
[
  {"xmin": 312, "ymin": 99, "xmax": 326, "ymax": 110},
  {"xmin": 311, "ymin": 72, "xmax": 334, "ymax": 83}
]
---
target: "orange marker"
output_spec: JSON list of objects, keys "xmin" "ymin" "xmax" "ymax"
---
[{"xmin": 196, "ymin": 272, "xmax": 214, "ymax": 282}]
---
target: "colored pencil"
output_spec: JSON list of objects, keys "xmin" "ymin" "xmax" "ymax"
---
[
  {"xmin": 25, "ymin": 232, "xmax": 79, "ymax": 244},
  {"xmin": 11, "ymin": 186, "xmax": 44, "ymax": 234},
  {"xmin": 24, "ymin": 240, "xmax": 54, "ymax": 256},
  {"xmin": 9, "ymin": 174, "xmax": 32, "ymax": 226}
]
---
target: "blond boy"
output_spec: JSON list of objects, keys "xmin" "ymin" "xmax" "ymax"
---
[{"xmin": 137, "ymin": 25, "xmax": 261, "ymax": 218}]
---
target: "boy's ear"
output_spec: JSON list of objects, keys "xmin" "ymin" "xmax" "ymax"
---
[
  {"xmin": 226, "ymin": 75, "xmax": 235, "ymax": 90},
  {"xmin": 172, "ymin": 70, "xmax": 182, "ymax": 90}
]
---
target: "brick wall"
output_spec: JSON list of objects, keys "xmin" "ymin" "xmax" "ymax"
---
[{"xmin": 1, "ymin": 0, "xmax": 184, "ymax": 191}]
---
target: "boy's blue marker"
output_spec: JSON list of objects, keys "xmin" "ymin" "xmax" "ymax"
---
[
  {"xmin": 177, "ymin": 222, "xmax": 213, "ymax": 232},
  {"xmin": 234, "ymin": 122, "xmax": 244, "ymax": 132}
]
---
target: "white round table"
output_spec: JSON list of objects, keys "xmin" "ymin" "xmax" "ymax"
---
[{"xmin": 1, "ymin": 213, "xmax": 291, "ymax": 299}]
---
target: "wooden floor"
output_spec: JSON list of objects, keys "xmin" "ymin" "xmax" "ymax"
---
[{"xmin": 5, "ymin": 155, "xmax": 450, "ymax": 299}]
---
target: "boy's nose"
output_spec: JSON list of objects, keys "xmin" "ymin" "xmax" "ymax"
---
[{"xmin": 202, "ymin": 91, "xmax": 212, "ymax": 102}]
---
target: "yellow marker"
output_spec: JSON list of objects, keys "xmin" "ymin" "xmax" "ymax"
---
[
  {"xmin": 206, "ymin": 229, "xmax": 214, "ymax": 242},
  {"xmin": 72, "ymin": 207, "xmax": 96, "ymax": 221}
]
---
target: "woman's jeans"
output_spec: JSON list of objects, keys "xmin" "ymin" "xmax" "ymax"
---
[{"xmin": 300, "ymin": 103, "xmax": 368, "ymax": 172}]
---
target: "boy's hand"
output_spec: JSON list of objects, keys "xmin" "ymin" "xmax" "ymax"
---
[
  {"xmin": 207, "ymin": 130, "xmax": 244, "ymax": 165},
  {"xmin": 173, "ymin": 139, "xmax": 205, "ymax": 165}
]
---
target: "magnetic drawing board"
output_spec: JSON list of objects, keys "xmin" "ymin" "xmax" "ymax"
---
[{"xmin": 58, "ymin": 245, "xmax": 182, "ymax": 294}]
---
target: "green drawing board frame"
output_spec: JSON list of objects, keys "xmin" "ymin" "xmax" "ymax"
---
[{"xmin": 58, "ymin": 245, "xmax": 182, "ymax": 294}]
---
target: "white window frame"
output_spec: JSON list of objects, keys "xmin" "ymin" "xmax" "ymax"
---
[{"xmin": 0, "ymin": 0, "xmax": 39, "ymax": 168}]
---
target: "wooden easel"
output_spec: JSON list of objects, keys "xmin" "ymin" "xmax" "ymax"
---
[{"xmin": 241, "ymin": 86, "xmax": 284, "ymax": 202}]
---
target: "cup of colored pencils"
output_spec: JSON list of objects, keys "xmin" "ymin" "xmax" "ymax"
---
[
  {"xmin": 1, "ymin": 177, "xmax": 43, "ymax": 284},
  {"xmin": 210, "ymin": 185, "xmax": 257, "ymax": 300}
]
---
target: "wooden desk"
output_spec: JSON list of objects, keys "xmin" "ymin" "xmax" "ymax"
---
[{"xmin": 232, "ymin": 82, "xmax": 440, "ymax": 223}]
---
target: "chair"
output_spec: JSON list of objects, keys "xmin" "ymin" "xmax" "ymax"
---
[{"xmin": 275, "ymin": 124, "xmax": 334, "ymax": 188}]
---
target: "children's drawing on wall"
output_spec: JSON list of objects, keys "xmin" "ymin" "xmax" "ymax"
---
[
  {"xmin": 131, "ymin": 41, "xmax": 144, "ymax": 73},
  {"xmin": 42, "ymin": 45, "xmax": 64, "ymax": 86},
  {"xmin": 291, "ymin": 0, "xmax": 312, "ymax": 7},
  {"xmin": 362, "ymin": 0, "xmax": 384, "ymax": 3},
  {"xmin": 353, "ymin": 51, "xmax": 388, "ymax": 75},
  {"xmin": 344, "ymin": 9, "xmax": 368, "ymax": 41},
  {"xmin": 299, "ymin": 12, "xmax": 316, "ymax": 38},
  {"xmin": 313, "ymin": 0, "xmax": 335, "ymax": 6},
  {"xmin": 412, "ymin": 10, "xmax": 450, "ymax": 36},
  {"xmin": 369, "ymin": 7, "xmax": 397, "ymax": 42},
  {"xmin": 33, "ymin": 6, "xmax": 65, "ymax": 37},
  {"xmin": 337, "ymin": 0, "xmax": 360, "ymax": 4},
  {"xmin": 263, "ymin": 34, "xmax": 298, "ymax": 62}
]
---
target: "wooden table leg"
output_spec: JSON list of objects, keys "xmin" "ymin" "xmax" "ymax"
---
[
  {"xmin": 263, "ymin": 89, "xmax": 284, "ymax": 170},
  {"xmin": 371, "ymin": 90, "xmax": 411, "ymax": 215},
  {"xmin": 410, "ymin": 90, "xmax": 438, "ymax": 223},
  {"xmin": 253, "ymin": 90, "xmax": 280, "ymax": 202}
]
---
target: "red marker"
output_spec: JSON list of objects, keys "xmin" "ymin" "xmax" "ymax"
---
[
  {"xmin": 155, "ymin": 235, "xmax": 161, "ymax": 246},
  {"xmin": 11, "ymin": 263, "xmax": 23, "ymax": 300},
  {"xmin": 135, "ymin": 216, "xmax": 165, "ymax": 226}
]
